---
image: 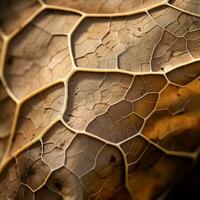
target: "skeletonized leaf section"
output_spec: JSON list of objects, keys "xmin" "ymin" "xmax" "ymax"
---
[
  {"xmin": 64, "ymin": 71, "xmax": 167, "ymax": 143},
  {"xmin": 43, "ymin": 0, "xmax": 165, "ymax": 14},
  {"xmin": 0, "ymin": 0, "xmax": 41, "ymax": 35},
  {"xmin": 149, "ymin": 5, "xmax": 200, "ymax": 71},
  {"xmin": 120, "ymin": 135, "xmax": 193, "ymax": 200},
  {"xmin": 72, "ymin": 14, "xmax": 162, "ymax": 71},
  {"xmin": 10, "ymin": 83, "xmax": 65, "ymax": 155},
  {"xmin": 64, "ymin": 71, "xmax": 133, "ymax": 131},
  {"xmin": 0, "ymin": 80, "xmax": 16, "ymax": 162},
  {"xmin": 5, "ymin": 10, "xmax": 80, "ymax": 99}
]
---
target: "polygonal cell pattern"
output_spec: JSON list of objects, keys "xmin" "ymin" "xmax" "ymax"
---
[{"xmin": 0, "ymin": 0, "xmax": 200, "ymax": 200}]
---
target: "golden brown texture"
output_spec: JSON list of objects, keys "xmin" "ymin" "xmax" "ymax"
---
[
  {"xmin": 0, "ymin": 0, "xmax": 41, "ymax": 35},
  {"xmin": 170, "ymin": 0, "xmax": 200, "ymax": 15},
  {"xmin": 10, "ymin": 83, "xmax": 65, "ymax": 155},
  {"xmin": 0, "ymin": 0, "xmax": 200, "ymax": 200},
  {"xmin": 5, "ymin": 10, "xmax": 80, "ymax": 99},
  {"xmin": 72, "ymin": 15, "xmax": 163, "ymax": 71},
  {"xmin": 43, "ymin": 0, "xmax": 165, "ymax": 14},
  {"xmin": 0, "ymin": 80, "xmax": 15, "ymax": 161},
  {"xmin": 149, "ymin": 5, "xmax": 200, "ymax": 71}
]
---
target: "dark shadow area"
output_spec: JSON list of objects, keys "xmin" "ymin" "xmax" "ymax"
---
[{"xmin": 165, "ymin": 156, "xmax": 200, "ymax": 200}]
